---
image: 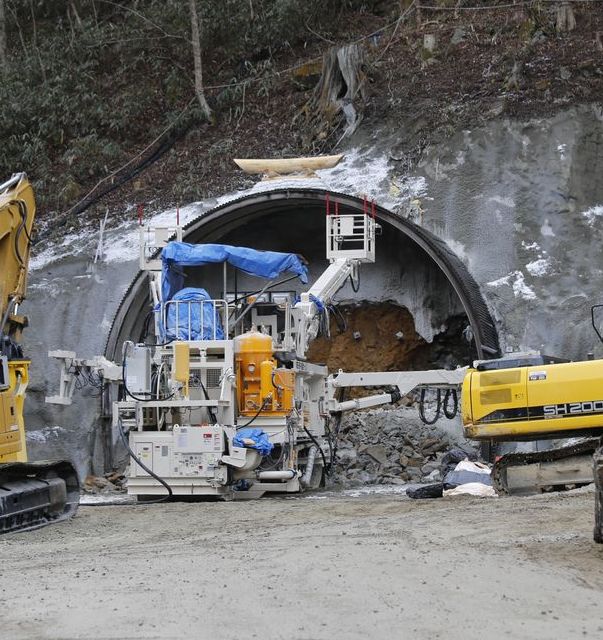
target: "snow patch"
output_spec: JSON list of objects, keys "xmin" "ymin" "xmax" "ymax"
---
[
  {"xmin": 444, "ymin": 238, "xmax": 470, "ymax": 266},
  {"xmin": 582, "ymin": 205, "xmax": 603, "ymax": 227},
  {"xmin": 525, "ymin": 258, "xmax": 550, "ymax": 277},
  {"xmin": 540, "ymin": 219, "xmax": 555, "ymax": 237},
  {"xmin": 487, "ymin": 271, "xmax": 537, "ymax": 300},
  {"xmin": 31, "ymin": 147, "xmax": 423, "ymax": 271},
  {"xmin": 26, "ymin": 425, "xmax": 66, "ymax": 443},
  {"xmin": 488, "ymin": 195, "xmax": 515, "ymax": 208},
  {"xmin": 522, "ymin": 241, "xmax": 540, "ymax": 251}
]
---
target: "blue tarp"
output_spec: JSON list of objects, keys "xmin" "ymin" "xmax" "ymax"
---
[
  {"xmin": 161, "ymin": 242, "xmax": 308, "ymax": 302},
  {"xmin": 233, "ymin": 428, "xmax": 274, "ymax": 457},
  {"xmin": 164, "ymin": 287, "xmax": 224, "ymax": 341}
]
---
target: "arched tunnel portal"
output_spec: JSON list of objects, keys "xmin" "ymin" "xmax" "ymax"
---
[{"xmin": 105, "ymin": 189, "xmax": 500, "ymax": 366}]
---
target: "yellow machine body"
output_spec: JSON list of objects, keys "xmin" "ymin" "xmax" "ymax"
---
[
  {"xmin": 0, "ymin": 174, "xmax": 35, "ymax": 465},
  {"xmin": 234, "ymin": 328, "xmax": 294, "ymax": 416},
  {"xmin": 0, "ymin": 174, "xmax": 79, "ymax": 533},
  {"xmin": 173, "ymin": 342, "xmax": 190, "ymax": 397},
  {"xmin": 462, "ymin": 359, "xmax": 603, "ymax": 441},
  {"xmin": 0, "ymin": 360, "xmax": 29, "ymax": 462}
]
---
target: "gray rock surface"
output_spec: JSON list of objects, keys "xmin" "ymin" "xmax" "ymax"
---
[{"xmin": 331, "ymin": 405, "xmax": 477, "ymax": 487}]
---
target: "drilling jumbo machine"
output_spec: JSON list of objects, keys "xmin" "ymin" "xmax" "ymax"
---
[
  {"xmin": 0, "ymin": 173, "xmax": 79, "ymax": 533},
  {"xmin": 47, "ymin": 182, "xmax": 464, "ymax": 500}
]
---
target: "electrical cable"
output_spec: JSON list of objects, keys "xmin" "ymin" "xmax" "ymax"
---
[
  {"xmin": 443, "ymin": 389, "xmax": 458, "ymax": 419},
  {"xmin": 258, "ymin": 441, "xmax": 288, "ymax": 471},
  {"xmin": 238, "ymin": 396, "xmax": 270, "ymax": 428},
  {"xmin": 200, "ymin": 380, "xmax": 218, "ymax": 425},
  {"xmin": 138, "ymin": 309, "xmax": 154, "ymax": 343},
  {"xmin": 349, "ymin": 272, "xmax": 360, "ymax": 293},
  {"xmin": 271, "ymin": 371, "xmax": 294, "ymax": 391},
  {"xmin": 228, "ymin": 274, "xmax": 300, "ymax": 311},
  {"xmin": 303, "ymin": 425, "xmax": 330, "ymax": 477},
  {"xmin": 418, "ymin": 388, "xmax": 441, "ymax": 425},
  {"xmin": 117, "ymin": 418, "xmax": 172, "ymax": 503},
  {"xmin": 328, "ymin": 304, "xmax": 347, "ymax": 333},
  {"xmin": 121, "ymin": 343, "xmax": 175, "ymax": 402}
]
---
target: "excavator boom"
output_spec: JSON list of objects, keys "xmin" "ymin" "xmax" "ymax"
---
[{"xmin": 0, "ymin": 173, "xmax": 78, "ymax": 534}]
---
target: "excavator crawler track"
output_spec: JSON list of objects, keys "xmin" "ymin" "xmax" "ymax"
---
[
  {"xmin": 493, "ymin": 438, "xmax": 600, "ymax": 496},
  {"xmin": 0, "ymin": 460, "xmax": 79, "ymax": 534}
]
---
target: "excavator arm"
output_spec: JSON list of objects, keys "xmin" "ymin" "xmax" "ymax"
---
[
  {"xmin": 0, "ymin": 173, "xmax": 79, "ymax": 534},
  {"xmin": 0, "ymin": 173, "xmax": 35, "ymax": 352}
]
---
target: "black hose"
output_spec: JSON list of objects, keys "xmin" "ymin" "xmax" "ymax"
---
[
  {"xmin": 328, "ymin": 304, "xmax": 347, "ymax": 333},
  {"xmin": 117, "ymin": 418, "xmax": 173, "ymax": 503},
  {"xmin": 418, "ymin": 388, "xmax": 441, "ymax": 425},
  {"xmin": 239, "ymin": 397, "xmax": 269, "ymax": 428},
  {"xmin": 349, "ymin": 272, "xmax": 360, "ymax": 293},
  {"xmin": 121, "ymin": 349, "xmax": 174, "ymax": 402},
  {"xmin": 303, "ymin": 425, "xmax": 330, "ymax": 477},
  {"xmin": 443, "ymin": 389, "xmax": 458, "ymax": 419},
  {"xmin": 200, "ymin": 380, "xmax": 218, "ymax": 425},
  {"xmin": 138, "ymin": 310, "xmax": 154, "ymax": 343}
]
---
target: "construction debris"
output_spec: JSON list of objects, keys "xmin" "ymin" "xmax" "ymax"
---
[{"xmin": 333, "ymin": 405, "xmax": 478, "ymax": 487}]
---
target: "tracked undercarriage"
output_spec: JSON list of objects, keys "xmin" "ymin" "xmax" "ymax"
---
[
  {"xmin": 492, "ymin": 438, "xmax": 600, "ymax": 496},
  {"xmin": 0, "ymin": 460, "xmax": 79, "ymax": 534}
]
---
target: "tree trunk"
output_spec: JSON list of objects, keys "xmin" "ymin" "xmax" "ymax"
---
[
  {"xmin": 189, "ymin": 0, "xmax": 212, "ymax": 122},
  {"xmin": 300, "ymin": 43, "xmax": 366, "ymax": 149},
  {"xmin": 0, "ymin": 0, "xmax": 8, "ymax": 74},
  {"xmin": 556, "ymin": 2, "xmax": 576, "ymax": 33}
]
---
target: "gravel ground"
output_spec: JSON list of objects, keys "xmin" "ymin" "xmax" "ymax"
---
[{"xmin": 1, "ymin": 488, "xmax": 602, "ymax": 640}]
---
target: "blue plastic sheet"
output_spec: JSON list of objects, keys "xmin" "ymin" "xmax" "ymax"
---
[
  {"xmin": 233, "ymin": 428, "xmax": 274, "ymax": 457},
  {"xmin": 161, "ymin": 242, "xmax": 308, "ymax": 302},
  {"xmin": 164, "ymin": 287, "xmax": 224, "ymax": 341}
]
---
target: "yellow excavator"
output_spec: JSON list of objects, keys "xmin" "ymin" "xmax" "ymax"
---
[
  {"xmin": 462, "ymin": 352, "xmax": 603, "ymax": 542},
  {"xmin": 0, "ymin": 173, "xmax": 79, "ymax": 534}
]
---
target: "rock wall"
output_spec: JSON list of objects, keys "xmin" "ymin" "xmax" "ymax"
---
[{"xmin": 412, "ymin": 105, "xmax": 603, "ymax": 359}]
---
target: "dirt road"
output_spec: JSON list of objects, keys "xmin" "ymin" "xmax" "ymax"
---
[{"xmin": 2, "ymin": 488, "xmax": 602, "ymax": 640}]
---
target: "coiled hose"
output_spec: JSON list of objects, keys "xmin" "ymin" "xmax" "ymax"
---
[
  {"xmin": 418, "ymin": 388, "xmax": 441, "ymax": 425},
  {"xmin": 418, "ymin": 388, "xmax": 459, "ymax": 424}
]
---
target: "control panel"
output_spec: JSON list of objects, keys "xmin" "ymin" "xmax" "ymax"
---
[{"xmin": 130, "ymin": 425, "xmax": 227, "ymax": 482}]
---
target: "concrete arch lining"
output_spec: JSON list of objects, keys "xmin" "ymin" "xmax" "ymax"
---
[{"xmin": 105, "ymin": 188, "xmax": 500, "ymax": 361}]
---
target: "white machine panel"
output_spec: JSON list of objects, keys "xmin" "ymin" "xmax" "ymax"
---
[
  {"xmin": 129, "ymin": 427, "xmax": 227, "ymax": 483},
  {"xmin": 173, "ymin": 425, "xmax": 224, "ymax": 453}
]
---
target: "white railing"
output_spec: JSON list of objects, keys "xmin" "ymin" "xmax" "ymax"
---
[
  {"xmin": 139, "ymin": 225, "xmax": 183, "ymax": 271},
  {"xmin": 157, "ymin": 299, "xmax": 229, "ymax": 342},
  {"xmin": 326, "ymin": 213, "xmax": 376, "ymax": 263}
]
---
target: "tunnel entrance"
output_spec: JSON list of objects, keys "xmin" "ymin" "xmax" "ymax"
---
[{"xmin": 105, "ymin": 188, "xmax": 499, "ymax": 362}]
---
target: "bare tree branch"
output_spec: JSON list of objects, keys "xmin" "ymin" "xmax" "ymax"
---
[{"xmin": 189, "ymin": 0, "xmax": 212, "ymax": 122}]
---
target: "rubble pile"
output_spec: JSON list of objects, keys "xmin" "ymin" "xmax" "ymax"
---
[
  {"xmin": 83, "ymin": 471, "xmax": 126, "ymax": 494},
  {"xmin": 332, "ymin": 405, "xmax": 479, "ymax": 487}
]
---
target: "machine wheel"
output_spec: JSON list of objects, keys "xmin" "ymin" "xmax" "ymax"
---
[{"xmin": 594, "ymin": 445, "xmax": 603, "ymax": 544}]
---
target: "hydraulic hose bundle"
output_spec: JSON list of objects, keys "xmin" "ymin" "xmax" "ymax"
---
[{"xmin": 418, "ymin": 388, "xmax": 458, "ymax": 425}]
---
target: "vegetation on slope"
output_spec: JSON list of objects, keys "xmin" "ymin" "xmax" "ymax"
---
[{"xmin": 0, "ymin": 0, "xmax": 601, "ymax": 224}]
